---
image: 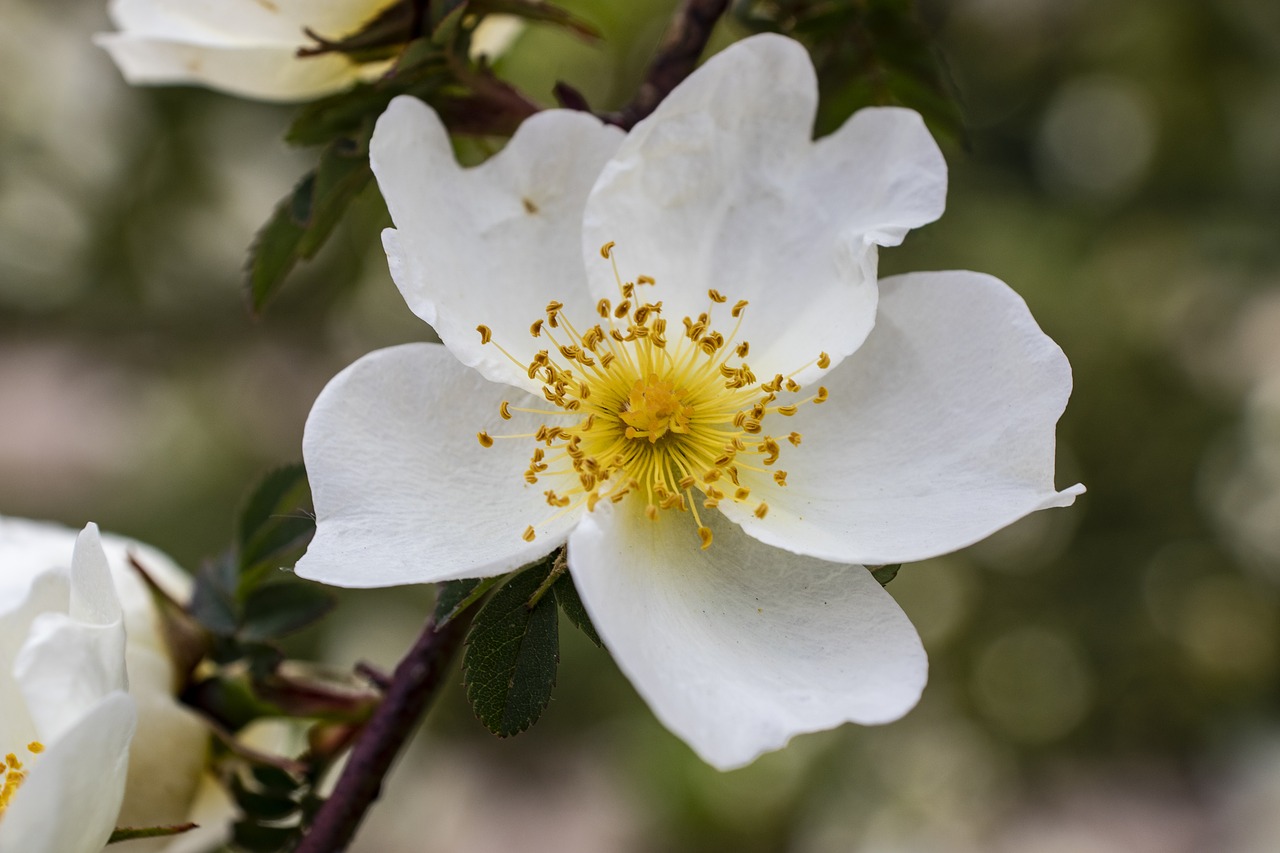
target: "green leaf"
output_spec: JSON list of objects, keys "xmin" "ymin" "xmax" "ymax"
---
[
  {"xmin": 552, "ymin": 572, "xmax": 602, "ymax": 647},
  {"xmin": 240, "ymin": 582, "xmax": 336, "ymax": 642},
  {"xmin": 870, "ymin": 564, "xmax": 902, "ymax": 586},
  {"xmin": 189, "ymin": 554, "xmax": 239, "ymax": 636},
  {"xmin": 236, "ymin": 465, "xmax": 315, "ymax": 591},
  {"xmin": 246, "ymin": 140, "xmax": 373, "ymax": 314},
  {"xmin": 434, "ymin": 576, "xmax": 502, "ymax": 626},
  {"xmin": 231, "ymin": 774, "xmax": 300, "ymax": 822},
  {"xmin": 463, "ymin": 562, "xmax": 560, "ymax": 736}
]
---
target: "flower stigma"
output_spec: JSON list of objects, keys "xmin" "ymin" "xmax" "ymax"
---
[
  {"xmin": 0, "ymin": 742, "xmax": 44, "ymax": 820},
  {"xmin": 475, "ymin": 242, "xmax": 830, "ymax": 550}
]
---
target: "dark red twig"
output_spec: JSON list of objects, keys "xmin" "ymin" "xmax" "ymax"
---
[
  {"xmin": 605, "ymin": 0, "xmax": 731, "ymax": 130},
  {"xmin": 295, "ymin": 606, "xmax": 470, "ymax": 853}
]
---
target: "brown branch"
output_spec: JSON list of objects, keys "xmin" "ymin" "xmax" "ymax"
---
[
  {"xmin": 605, "ymin": 0, "xmax": 731, "ymax": 130},
  {"xmin": 295, "ymin": 603, "xmax": 470, "ymax": 853}
]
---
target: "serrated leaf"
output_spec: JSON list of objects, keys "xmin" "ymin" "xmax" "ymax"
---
[
  {"xmin": 870, "ymin": 564, "xmax": 901, "ymax": 586},
  {"xmin": 246, "ymin": 140, "xmax": 373, "ymax": 314},
  {"xmin": 240, "ymin": 582, "xmax": 335, "ymax": 642},
  {"xmin": 552, "ymin": 572, "xmax": 602, "ymax": 647},
  {"xmin": 434, "ymin": 576, "xmax": 502, "ymax": 626},
  {"xmin": 463, "ymin": 563, "xmax": 560, "ymax": 736},
  {"xmin": 237, "ymin": 465, "xmax": 315, "ymax": 591},
  {"xmin": 189, "ymin": 554, "xmax": 239, "ymax": 636}
]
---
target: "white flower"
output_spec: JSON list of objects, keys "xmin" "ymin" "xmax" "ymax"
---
[
  {"xmin": 95, "ymin": 0, "xmax": 523, "ymax": 103},
  {"xmin": 0, "ymin": 518, "xmax": 215, "ymax": 852},
  {"xmin": 295, "ymin": 33, "xmax": 1084, "ymax": 769}
]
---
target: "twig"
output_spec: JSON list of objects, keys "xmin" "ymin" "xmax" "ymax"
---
[
  {"xmin": 295, "ymin": 601, "xmax": 471, "ymax": 853},
  {"xmin": 605, "ymin": 0, "xmax": 731, "ymax": 130}
]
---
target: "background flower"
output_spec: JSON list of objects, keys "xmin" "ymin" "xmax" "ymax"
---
[
  {"xmin": 96, "ymin": 0, "xmax": 523, "ymax": 102},
  {"xmin": 0, "ymin": 518, "xmax": 216, "ymax": 852},
  {"xmin": 295, "ymin": 34, "xmax": 1079, "ymax": 769}
]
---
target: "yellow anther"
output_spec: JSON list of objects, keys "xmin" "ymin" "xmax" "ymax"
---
[
  {"xmin": 754, "ymin": 502, "xmax": 770, "ymax": 519},
  {"xmin": 776, "ymin": 405, "xmax": 798, "ymax": 416},
  {"xmin": 814, "ymin": 386, "xmax": 829, "ymax": 403},
  {"xmin": 736, "ymin": 341, "xmax": 750, "ymax": 357},
  {"xmin": 597, "ymin": 298, "xmax": 611, "ymax": 318},
  {"xmin": 476, "ymin": 324, "xmax": 493, "ymax": 344},
  {"xmin": 698, "ymin": 527, "xmax": 713, "ymax": 549},
  {"xmin": 530, "ymin": 319, "xmax": 544, "ymax": 337},
  {"xmin": 499, "ymin": 401, "xmax": 512, "ymax": 420},
  {"xmin": 636, "ymin": 275, "xmax": 655, "ymax": 286},
  {"xmin": 731, "ymin": 300, "xmax": 749, "ymax": 317},
  {"xmin": 708, "ymin": 289, "xmax": 728, "ymax": 303},
  {"xmin": 645, "ymin": 504, "xmax": 658, "ymax": 521},
  {"xmin": 523, "ymin": 526, "xmax": 537, "ymax": 542},
  {"xmin": 817, "ymin": 352, "xmax": 831, "ymax": 369},
  {"xmin": 613, "ymin": 300, "xmax": 631, "ymax": 319},
  {"xmin": 25, "ymin": 743, "xmax": 42, "ymax": 755},
  {"xmin": 600, "ymin": 241, "xmax": 615, "ymax": 258},
  {"xmin": 622, "ymin": 282, "xmax": 635, "ymax": 298},
  {"xmin": 477, "ymin": 431, "xmax": 494, "ymax": 448},
  {"xmin": 773, "ymin": 471, "xmax": 788, "ymax": 486},
  {"xmin": 734, "ymin": 487, "xmax": 751, "ymax": 501},
  {"xmin": 788, "ymin": 431, "xmax": 802, "ymax": 446},
  {"xmin": 678, "ymin": 475, "xmax": 696, "ymax": 490}
]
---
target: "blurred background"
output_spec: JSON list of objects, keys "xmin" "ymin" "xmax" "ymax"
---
[{"xmin": 2, "ymin": 0, "xmax": 1280, "ymax": 850}]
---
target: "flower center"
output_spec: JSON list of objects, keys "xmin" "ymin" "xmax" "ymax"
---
[
  {"xmin": 475, "ymin": 242, "xmax": 830, "ymax": 550},
  {"xmin": 0, "ymin": 742, "xmax": 44, "ymax": 820}
]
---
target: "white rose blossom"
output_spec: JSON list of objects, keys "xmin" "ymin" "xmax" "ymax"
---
[
  {"xmin": 95, "ymin": 0, "xmax": 523, "ymax": 103},
  {"xmin": 294, "ymin": 34, "xmax": 1084, "ymax": 769},
  {"xmin": 0, "ymin": 518, "xmax": 218, "ymax": 852}
]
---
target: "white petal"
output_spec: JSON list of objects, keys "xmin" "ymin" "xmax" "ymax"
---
[
  {"xmin": 0, "ymin": 692, "xmax": 135, "ymax": 853},
  {"xmin": 567, "ymin": 502, "xmax": 927, "ymax": 770},
  {"xmin": 105, "ymin": 0, "xmax": 384, "ymax": 45},
  {"xmin": 117, "ymin": 672, "xmax": 209, "ymax": 834},
  {"xmin": 296, "ymin": 344, "xmax": 583, "ymax": 587},
  {"xmin": 70, "ymin": 524, "xmax": 123, "ymax": 626},
  {"xmin": 0, "ymin": 570, "xmax": 67, "ymax": 753},
  {"xmin": 95, "ymin": 34, "xmax": 375, "ymax": 102},
  {"xmin": 14, "ymin": 612, "xmax": 129, "ymax": 744},
  {"xmin": 719, "ymin": 270, "xmax": 1084, "ymax": 564},
  {"xmin": 581, "ymin": 34, "xmax": 946, "ymax": 382},
  {"xmin": 371, "ymin": 97, "xmax": 624, "ymax": 392}
]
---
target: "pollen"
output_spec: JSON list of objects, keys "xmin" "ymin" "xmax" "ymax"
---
[
  {"xmin": 0, "ymin": 742, "xmax": 44, "ymax": 819},
  {"xmin": 471, "ymin": 241, "xmax": 832, "ymax": 549}
]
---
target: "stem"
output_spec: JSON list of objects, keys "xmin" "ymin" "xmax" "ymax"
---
[
  {"xmin": 606, "ymin": 0, "xmax": 732, "ymax": 130},
  {"xmin": 296, "ymin": 602, "xmax": 470, "ymax": 853}
]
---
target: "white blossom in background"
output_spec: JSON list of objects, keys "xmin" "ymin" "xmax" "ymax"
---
[
  {"xmin": 95, "ymin": 0, "xmax": 523, "ymax": 103},
  {"xmin": 0, "ymin": 523, "xmax": 133, "ymax": 852},
  {"xmin": 0, "ymin": 518, "xmax": 219, "ymax": 852},
  {"xmin": 296, "ymin": 33, "xmax": 1084, "ymax": 769}
]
